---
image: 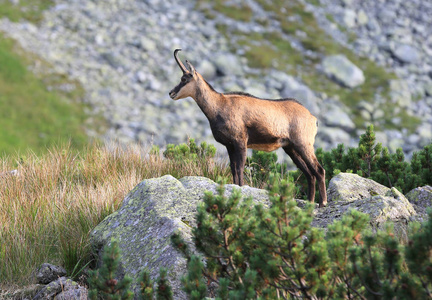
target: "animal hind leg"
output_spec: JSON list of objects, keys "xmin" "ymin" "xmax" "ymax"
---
[
  {"xmin": 293, "ymin": 144, "xmax": 327, "ymax": 207},
  {"xmin": 283, "ymin": 146, "xmax": 316, "ymax": 203}
]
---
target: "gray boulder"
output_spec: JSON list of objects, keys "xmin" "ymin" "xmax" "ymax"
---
[
  {"xmin": 424, "ymin": 82, "xmax": 432, "ymax": 96},
  {"xmin": 90, "ymin": 174, "xmax": 420, "ymax": 298},
  {"xmin": 33, "ymin": 277, "xmax": 86, "ymax": 300},
  {"xmin": 356, "ymin": 9, "xmax": 368, "ymax": 26},
  {"xmin": 279, "ymin": 74, "xmax": 320, "ymax": 115},
  {"xmin": 139, "ymin": 36, "xmax": 157, "ymax": 52},
  {"xmin": 406, "ymin": 186, "xmax": 432, "ymax": 217},
  {"xmin": 322, "ymin": 55, "xmax": 365, "ymax": 88},
  {"xmin": 90, "ymin": 175, "xmax": 268, "ymax": 299},
  {"xmin": 392, "ymin": 44, "xmax": 419, "ymax": 64},
  {"xmin": 322, "ymin": 105, "xmax": 355, "ymax": 132},
  {"xmin": 342, "ymin": 9, "xmax": 357, "ymax": 28},
  {"xmin": 389, "ymin": 79, "xmax": 412, "ymax": 108},
  {"xmin": 317, "ymin": 126, "xmax": 352, "ymax": 148},
  {"xmin": 9, "ymin": 284, "xmax": 44, "ymax": 300},
  {"xmin": 197, "ymin": 59, "xmax": 217, "ymax": 80},
  {"xmin": 100, "ymin": 52, "xmax": 124, "ymax": 69},
  {"xmin": 36, "ymin": 263, "xmax": 67, "ymax": 284},
  {"xmin": 55, "ymin": 286, "xmax": 88, "ymax": 300},
  {"xmin": 213, "ymin": 53, "xmax": 243, "ymax": 76},
  {"xmin": 327, "ymin": 173, "xmax": 390, "ymax": 202},
  {"xmin": 281, "ymin": 85, "xmax": 320, "ymax": 116},
  {"xmin": 314, "ymin": 173, "xmax": 416, "ymax": 240},
  {"xmin": 416, "ymin": 123, "xmax": 432, "ymax": 147}
]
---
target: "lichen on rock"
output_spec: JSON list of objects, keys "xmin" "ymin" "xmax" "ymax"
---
[
  {"xmin": 315, "ymin": 173, "xmax": 416, "ymax": 241},
  {"xmin": 90, "ymin": 173, "xmax": 420, "ymax": 298},
  {"xmin": 90, "ymin": 175, "xmax": 268, "ymax": 299},
  {"xmin": 406, "ymin": 185, "xmax": 432, "ymax": 219},
  {"xmin": 327, "ymin": 172, "xmax": 390, "ymax": 202}
]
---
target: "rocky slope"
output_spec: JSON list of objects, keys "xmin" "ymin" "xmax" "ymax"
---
[
  {"xmin": 0, "ymin": 0, "xmax": 430, "ymax": 155},
  {"xmin": 312, "ymin": 0, "xmax": 432, "ymax": 153}
]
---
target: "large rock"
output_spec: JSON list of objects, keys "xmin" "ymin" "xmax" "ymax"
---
[
  {"xmin": 389, "ymin": 79, "xmax": 412, "ymax": 108},
  {"xmin": 317, "ymin": 126, "xmax": 352, "ymax": 148},
  {"xmin": 213, "ymin": 53, "xmax": 243, "ymax": 76},
  {"xmin": 278, "ymin": 74, "xmax": 320, "ymax": 116},
  {"xmin": 90, "ymin": 175, "xmax": 268, "ymax": 299},
  {"xmin": 90, "ymin": 174, "xmax": 420, "ymax": 297},
  {"xmin": 392, "ymin": 44, "xmax": 419, "ymax": 64},
  {"xmin": 327, "ymin": 173, "xmax": 390, "ymax": 202},
  {"xmin": 356, "ymin": 9, "xmax": 368, "ymax": 26},
  {"xmin": 197, "ymin": 59, "xmax": 217, "ymax": 80},
  {"xmin": 36, "ymin": 263, "xmax": 67, "ymax": 284},
  {"xmin": 8, "ymin": 284, "xmax": 44, "ymax": 300},
  {"xmin": 342, "ymin": 9, "xmax": 357, "ymax": 28},
  {"xmin": 406, "ymin": 186, "xmax": 432, "ymax": 217},
  {"xmin": 416, "ymin": 123, "xmax": 432, "ymax": 147},
  {"xmin": 322, "ymin": 55, "xmax": 365, "ymax": 88},
  {"xmin": 33, "ymin": 277, "xmax": 86, "ymax": 300},
  {"xmin": 322, "ymin": 103, "xmax": 355, "ymax": 132},
  {"xmin": 314, "ymin": 173, "xmax": 416, "ymax": 240}
]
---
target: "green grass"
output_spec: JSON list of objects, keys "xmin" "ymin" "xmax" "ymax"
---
[
  {"xmin": 198, "ymin": 0, "xmax": 420, "ymax": 133},
  {"xmin": 0, "ymin": 0, "xmax": 94, "ymax": 156},
  {"xmin": 213, "ymin": 0, "xmax": 253, "ymax": 22},
  {"xmin": 0, "ymin": 0, "xmax": 53, "ymax": 23},
  {"xmin": 0, "ymin": 36, "xmax": 90, "ymax": 156}
]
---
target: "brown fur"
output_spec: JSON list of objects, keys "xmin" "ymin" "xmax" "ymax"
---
[{"xmin": 169, "ymin": 50, "xmax": 327, "ymax": 207}]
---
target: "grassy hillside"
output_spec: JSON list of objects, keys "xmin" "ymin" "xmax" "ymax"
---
[
  {"xmin": 0, "ymin": 1, "xmax": 92, "ymax": 156},
  {"xmin": 0, "ymin": 0, "xmax": 53, "ymax": 23}
]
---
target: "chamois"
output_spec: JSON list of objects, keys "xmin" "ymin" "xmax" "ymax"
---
[{"xmin": 169, "ymin": 49, "xmax": 327, "ymax": 207}]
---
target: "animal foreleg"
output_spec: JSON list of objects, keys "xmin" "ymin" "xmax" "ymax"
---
[{"xmin": 227, "ymin": 144, "xmax": 247, "ymax": 186}]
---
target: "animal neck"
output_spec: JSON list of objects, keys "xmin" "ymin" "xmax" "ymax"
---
[{"xmin": 192, "ymin": 75, "xmax": 223, "ymax": 120}]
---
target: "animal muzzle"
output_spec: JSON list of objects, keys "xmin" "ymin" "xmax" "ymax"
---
[{"xmin": 169, "ymin": 90, "xmax": 177, "ymax": 99}]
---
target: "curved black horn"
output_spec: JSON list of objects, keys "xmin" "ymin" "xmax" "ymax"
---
[{"xmin": 174, "ymin": 49, "xmax": 188, "ymax": 74}]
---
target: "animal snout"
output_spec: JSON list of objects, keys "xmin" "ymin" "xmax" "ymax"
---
[{"xmin": 169, "ymin": 90, "xmax": 176, "ymax": 99}]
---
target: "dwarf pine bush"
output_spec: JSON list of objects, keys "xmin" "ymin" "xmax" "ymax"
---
[
  {"xmin": 246, "ymin": 125, "xmax": 432, "ymax": 198},
  {"xmin": 171, "ymin": 175, "xmax": 432, "ymax": 299},
  {"xmin": 245, "ymin": 149, "xmax": 290, "ymax": 188},
  {"xmin": 88, "ymin": 240, "xmax": 133, "ymax": 300},
  {"xmin": 316, "ymin": 124, "xmax": 432, "ymax": 194},
  {"xmin": 88, "ymin": 241, "xmax": 174, "ymax": 300},
  {"xmin": 161, "ymin": 138, "xmax": 225, "ymax": 180},
  {"xmin": 163, "ymin": 138, "xmax": 216, "ymax": 161}
]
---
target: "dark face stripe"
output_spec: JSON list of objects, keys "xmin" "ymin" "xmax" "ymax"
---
[
  {"xmin": 171, "ymin": 81, "xmax": 186, "ymax": 94},
  {"xmin": 170, "ymin": 74, "xmax": 193, "ymax": 95}
]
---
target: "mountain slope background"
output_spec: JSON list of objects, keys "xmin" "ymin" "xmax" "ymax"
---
[{"xmin": 0, "ymin": 0, "xmax": 431, "ymax": 157}]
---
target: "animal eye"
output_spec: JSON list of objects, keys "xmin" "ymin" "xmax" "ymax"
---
[{"xmin": 181, "ymin": 77, "xmax": 186, "ymax": 82}]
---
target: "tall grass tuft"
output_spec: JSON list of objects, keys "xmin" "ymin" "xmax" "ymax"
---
[{"xmin": 0, "ymin": 142, "xmax": 230, "ymax": 290}]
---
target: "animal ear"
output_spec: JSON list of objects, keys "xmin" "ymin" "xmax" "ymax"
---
[{"xmin": 185, "ymin": 60, "xmax": 197, "ymax": 76}]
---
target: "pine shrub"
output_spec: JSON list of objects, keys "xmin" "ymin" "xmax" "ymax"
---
[
  {"xmin": 315, "ymin": 124, "xmax": 432, "ymax": 194},
  {"xmin": 163, "ymin": 138, "xmax": 216, "ymax": 162},
  {"xmin": 251, "ymin": 124, "xmax": 432, "ymax": 198},
  {"xmin": 88, "ymin": 240, "xmax": 133, "ymax": 300},
  {"xmin": 170, "ymin": 176, "xmax": 432, "ymax": 299},
  {"xmin": 139, "ymin": 270, "xmax": 154, "ymax": 300},
  {"xmin": 89, "ymin": 241, "xmax": 174, "ymax": 299}
]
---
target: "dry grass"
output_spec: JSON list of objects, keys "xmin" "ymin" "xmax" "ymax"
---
[{"xmin": 0, "ymin": 142, "xmax": 230, "ymax": 291}]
